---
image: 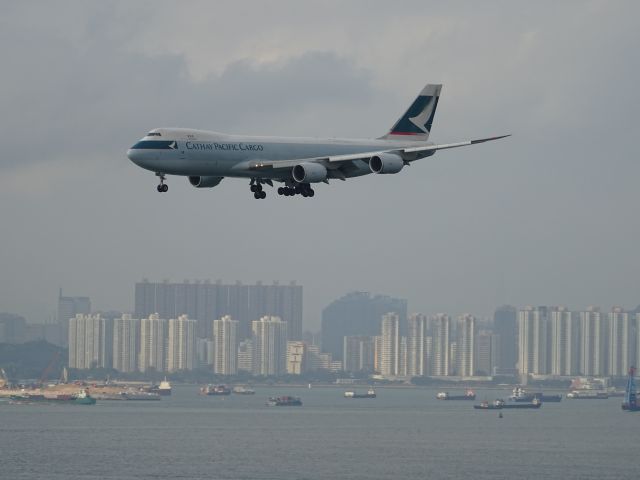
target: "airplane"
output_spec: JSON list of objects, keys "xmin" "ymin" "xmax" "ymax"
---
[{"xmin": 127, "ymin": 84, "xmax": 509, "ymax": 199}]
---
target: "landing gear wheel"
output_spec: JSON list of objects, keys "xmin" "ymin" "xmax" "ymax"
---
[
  {"xmin": 277, "ymin": 187, "xmax": 284, "ymax": 195},
  {"xmin": 254, "ymin": 192, "xmax": 261, "ymax": 199},
  {"xmin": 161, "ymin": 184, "xmax": 168, "ymax": 192},
  {"xmin": 308, "ymin": 189, "xmax": 315, "ymax": 197},
  {"xmin": 259, "ymin": 191, "xmax": 267, "ymax": 199},
  {"xmin": 250, "ymin": 185, "xmax": 258, "ymax": 193},
  {"xmin": 156, "ymin": 172, "xmax": 167, "ymax": 192},
  {"xmin": 157, "ymin": 185, "xmax": 163, "ymax": 193}
]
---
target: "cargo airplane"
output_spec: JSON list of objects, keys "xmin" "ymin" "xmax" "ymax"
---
[{"xmin": 127, "ymin": 84, "xmax": 509, "ymax": 198}]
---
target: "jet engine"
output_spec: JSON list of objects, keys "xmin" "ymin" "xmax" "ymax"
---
[
  {"xmin": 188, "ymin": 176, "xmax": 224, "ymax": 188},
  {"xmin": 369, "ymin": 153, "xmax": 404, "ymax": 174},
  {"xmin": 292, "ymin": 163, "xmax": 327, "ymax": 183}
]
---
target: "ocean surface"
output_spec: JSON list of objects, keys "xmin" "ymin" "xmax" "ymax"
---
[{"xmin": 0, "ymin": 385, "xmax": 637, "ymax": 480}]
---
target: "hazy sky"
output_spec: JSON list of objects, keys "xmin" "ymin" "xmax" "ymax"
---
[{"xmin": 1, "ymin": 1, "xmax": 639, "ymax": 329}]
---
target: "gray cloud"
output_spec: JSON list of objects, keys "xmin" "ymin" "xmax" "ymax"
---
[{"xmin": 1, "ymin": 1, "xmax": 639, "ymax": 329}]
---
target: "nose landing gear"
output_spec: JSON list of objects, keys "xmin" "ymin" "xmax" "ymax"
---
[{"xmin": 156, "ymin": 173, "xmax": 168, "ymax": 192}]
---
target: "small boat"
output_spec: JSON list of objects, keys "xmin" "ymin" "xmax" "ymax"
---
[
  {"xmin": 344, "ymin": 388, "xmax": 376, "ymax": 399},
  {"xmin": 437, "ymin": 389, "xmax": 476, "ymax": 400},
  {"xmin": 74, "ymin": 390, "xmax": 97, "ymax": 405},
  {"xmin": 200, "ymin": 384, "xmax": 231, "ymax": 396},
  {"xmin": 232, "ymin": 385, "xmax": 256, "ymax": 395},
  {"xmin": 266, "ymin": 395, "xmax": 302, "ymax": 407}
]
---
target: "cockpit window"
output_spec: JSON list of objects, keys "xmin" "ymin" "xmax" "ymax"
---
[{"xmin": 147, "ymin": 132, "xmax": 162, "ymax": 137}]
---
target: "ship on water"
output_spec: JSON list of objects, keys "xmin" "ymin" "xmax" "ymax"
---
[
  {"xmin": 344, "ymin": 388, "xmax": 376, "ymax": 399},
  {"xmin": 436, "ymin": 389, "xmax": 476, "ymax": 400},
  {"xmin": 622, "ymin": 366, "xmax": 639, "ymax": 411},
  {"xmin": 232, "ymin": 385, "xmax": 256, "ymax": 395},
  {"xmin": 474, "ymin": 398, "xmax": 541, "ymax": 410},
  {"xmin": 509, "ymin": 386, "xmax": 561, "ymax": 402},
  {"xmin": 200, "ymin": 384, "xmax": 231, "ymax": 396},
  {"xmin": 147, "ymin": 378, "xmax": 172, "ymax": 396},
  {"xmin": 266, "ymin": 396, "xmax": 302, "ymax": 407}
]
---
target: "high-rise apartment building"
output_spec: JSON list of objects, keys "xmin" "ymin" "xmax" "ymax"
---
[
  {"xmin": 343, "ymin": 335, "xmax": 376, "ymax": 372},
  {"xmin": 380, "ymin": 313, "xmax": 400, "ymax": 377},
  {"xmin": 213, "ymin": 315, "xmax": 239, "ymax": 375},
  {"xmin": 113, "ymin": 314, "xmax": 139, "ymax": 373},
  {"xmin": 579, "ymin": 307, "xmax": 606, "ymax": 376},
  {"xmin": 252, "ymin": 316, "xmax": 288, "ymax": 376},
  {"xmin": 549, "ymin": 307, "xmax": 578, "ymax": 376},
  {"xmin": 432, "ymin": 314, "xmax": 451, "ymax": 376},
  {"xmin": 607, "ymin": 307, "xmax": 631, "ymax": 376},
  {"xmin": 68, "ymin": 314, "xmax": 109, "ymax": 369},
  {"xmin": 321, "ymin": 292, "xmax": 407, "ymax": 361},
  {"xmin": 406, "ymin": 313, "xmax": 428, "ymax": 377},
  {"xmin": 58, "ymin": 290, "xmax": 91, "ymax": 347},
  {"xmin": 134, "ymin": 280, "xmax": 302, "ymax": 341},
  {"xmin": 286, "ymin": 341, "xmax": 307, "ymax": 375},
  {"xmin": 518, "ymin": 306, "xmax": 549, "ymax": 378},
  {"xmin": 237, "ymin": 339, "xmax": 253, "ymax": 372},
  {"xmin": 457, "ymin": 314, "xmax": 475, "ymax": 377},
  {"xmin": 493, "ymin": 305, "xmax": 517, "ymax": 371},
  {"xmin": 138, "ymin": 314, "xmax": 166, "ymax": 372},
  {"xmin": 166, "ymin": 315, "xmax": 197, "ymax": 372},
  {"xmin": 475, "ymin": 330, "xmax": 499, "ymax": 376}
]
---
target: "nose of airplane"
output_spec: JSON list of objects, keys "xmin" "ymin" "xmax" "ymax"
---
[{"xmin": 127, "ymin": 147, "xmax": 141, "ymax": 165}]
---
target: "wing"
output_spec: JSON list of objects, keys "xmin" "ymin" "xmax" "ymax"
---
[{"xmin": 248, "ymin": 134, "xmax": 510, "ymax": 170}]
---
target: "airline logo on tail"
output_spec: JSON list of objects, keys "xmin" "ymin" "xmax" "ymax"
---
[{"xmin": 385, "ymin": 84, "xmax": 442, "ymax": 139}]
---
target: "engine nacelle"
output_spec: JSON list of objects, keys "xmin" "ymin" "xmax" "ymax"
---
[
  {"xmin": 188, "ymin": 176, "xmax": 224, "ymax": 188},
  {"xmin": 292, "ymin": 162, "xmax": 327, "ymax": 183},
  {"xmin": 369, "ymin": 153, "xmax": 404, "ymax": 174}
]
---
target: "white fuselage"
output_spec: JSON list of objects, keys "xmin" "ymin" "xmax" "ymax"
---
[{"xmin": 127, "ymin": 128, "xmax": 434, "ymax": 182}]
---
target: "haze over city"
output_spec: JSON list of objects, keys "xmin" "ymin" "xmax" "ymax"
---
[{"xmin": 1, "ymin": 1, "xmax": 639, "ymax": 331}]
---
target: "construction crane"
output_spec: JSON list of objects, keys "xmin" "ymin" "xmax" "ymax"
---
[
  {"xmin": 39, "ymin": 351, "xmax": 61, "ymax": 386},
  {"xmin": 622, "ymin": 366, "xmax": 639, "ymax": 412}
]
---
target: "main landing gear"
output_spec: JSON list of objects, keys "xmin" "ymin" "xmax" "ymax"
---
[
  {"xmin": 250, "ymin": 180, "xmax": 267, "ymax": 199},
  {"xmin": 277, "ymin": 184, "xmax": 314, "ymax": 197},
  {"xmin": 156, "ymin": 173, "xmax": 168, "ymax": 192}
]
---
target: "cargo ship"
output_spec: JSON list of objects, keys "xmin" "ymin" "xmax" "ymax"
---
[
  {"xmin": 266, "ymin": 395, "xmax": 302, "ymax": 406},
  {"xmin": 510, "ymin": 387, "xmax": 561, "ymax": 402},
  {"xmin": 566, "ymin": 390, "xmax": 608, "ymax": 399},
  {"xmin": 344, "ymin": 388, "xmax": 376, "ymax": 399},
  {"xmin": 119, "ymin": 390, "xmax": 161, "ymax": 401},
  {"xmin": 436, "ymin": 389, "xmax": 476, "ymax": 400},
  {"xmin": 475, "ymin": 398, "xmax": 541, "ymax": 410},
  {"xmin": 200, "ymin": 384, "xmax": 231, "ymax": 396},
  {"xmin": 147, "ymin": 378, "xmax": 172, "ymax": 396}
]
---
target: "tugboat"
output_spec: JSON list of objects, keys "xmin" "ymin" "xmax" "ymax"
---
[
  {"xmin": 266, "ymin": 395, "xmax": 302, "ymax": 406},
  {"xmin": 622, "ymin": 366, "xmax": 640, "ymax": 411},
  {"xmin": 200, "ymin": 384, "xmax": 231, "ymax": 396},
  {"xmin": 74, "ymin": 389, "xmax": 97, "ymax": 405},
  {"xmin": 436, "ymin": 389, "xmax": 476, "ymax": 400},
  {"xmin": 344, "ymin": 388, "xmax": 376, "ymax": 399}
]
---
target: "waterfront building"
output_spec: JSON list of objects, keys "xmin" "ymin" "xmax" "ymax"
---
[
  {"xmin": 493, "ymin": 305, "xmax": 517, "ymax": 371},
  {"xmin": 321, "ymin": 292, "xmax": 407, "ymax": 362},
  {"xmin": 518, "ymin": 306, "xmax": 549, "ymax": 378},
  {"xmin": 579, "ymin": 307, "xmax": 606, "ymax": 376},
  {"xmin": 607, "ymin": 307, "xmax": 631, "ymax": 377},
  {"xmin": 432, "ymin": 314, "xmax": 451, "ymax": 376},
  {"xmin": 456, "ymin": 314, "xmax": 476, "ymax": 377},
  {"xmin": 166, "ymin": 315, "xmax": 197, "ymax": 372},
  {"xmin": 134, "ymin": 279, "xmax": 302, "ymax": 342},
  {"xmin": 213, "ymin": 315, "xmax": 239, "ymax": 375},
  {"xmin": 406, "ymin": 313, "xmax": 428, "ymax": 377},
  {"xmin": 251, "ymin": 316, "xmax": 288, "ymax": 376},
  {"xmin": 138, "ymin": 313, "xmax": 166, "ymax": 373},
  {"xmin": 68, "ymin": 314, "xmax": 109, "ymax": 370},
  {"xmin": 475, "ymin": 330, "xmax": 499, "ymax": 376},
  {"xmin": 343, "ymin": 335, "xmax": 376, "ymax": 372},
  {"xmin": 58, "ymin": 290, "xmax": 91, "ymax": 347},
  {"xmin": 237, "ymin": 339, "xmax": 253, "ymax": 372},
  {"xmin": 113, "ymin": 314, "xmax": 139, "ymax": 373},
  {"xmin": 286, "ymin": 341, "xmax": 307, "ymax": 375},
  {"xmin": 380, "ymin": 312, "xmax": 400, "ymax": 377},
  {"xmin": 549, "ymin": 307, "xmax": 579, "ymax": 376}
]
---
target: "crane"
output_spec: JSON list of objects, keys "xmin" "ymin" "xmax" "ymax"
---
[{"xmin": 39, "ymin": 351, "xmax": 61, "ymax": 386}]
